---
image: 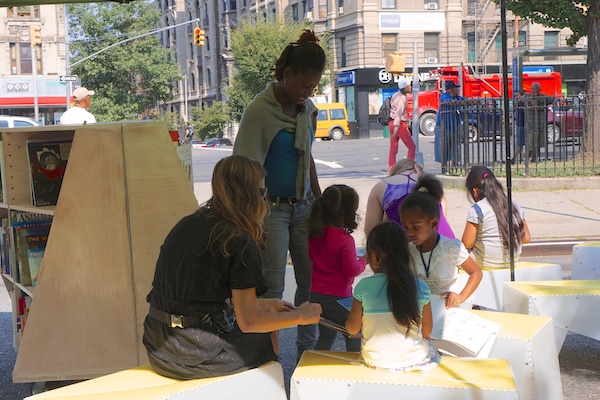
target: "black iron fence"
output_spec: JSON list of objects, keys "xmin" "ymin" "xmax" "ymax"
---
[{"xmin": 438, "ymin": 95, "xmax": 599, "ymax": 176}]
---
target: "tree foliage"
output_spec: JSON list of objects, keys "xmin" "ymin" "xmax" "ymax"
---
[
  {"xmin": 67, "ymin": 2, "xmax": 182, "ymax": 122},
  {"xmin": 227, "ymin": 20, "xmax": 330, "ymax": 121},
  {"xmin": 190, "ymin": 101, "xmax": 229, "ymax": 139},
  {"xmin": 502, "ymin": 0, "xmax": 591, "ymax": 46}
]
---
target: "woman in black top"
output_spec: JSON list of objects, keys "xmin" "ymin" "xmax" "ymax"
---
[{"xmin": 143, "ymin": 155, "xmax": 322, "ymax": 379}]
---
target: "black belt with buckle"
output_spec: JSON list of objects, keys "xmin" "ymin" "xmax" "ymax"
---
[
  {"xmin": 148, "ymin": 305, "xmax": 204, "ymax": 328},
  {"xmin": 266, "ymin": 194, "xmax": 308, "ymax": 205},
  {"xmin": 148, "ymin": 305, "xmax": 236, "ymax": 333}
]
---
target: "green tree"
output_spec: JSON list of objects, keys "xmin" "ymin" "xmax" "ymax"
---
[
  {"xmin": 190, "ymin": 102, "xmax": 229, "ymax": 140},
  {"xmin": 501, "ymin": 1, "xmax": 600, "ymax": 158},
  {"xmin": 227, "ymin": 20, "xmax": 330, "ymax": 121},
  {"xmin": 67, "ymin": 2, "xmax": 183, "ymax": 122}
]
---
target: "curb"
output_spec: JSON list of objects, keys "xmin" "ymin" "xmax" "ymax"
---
[{"xmin": 438, "ymin": 175, "xmax": 600, "ymax": 191}]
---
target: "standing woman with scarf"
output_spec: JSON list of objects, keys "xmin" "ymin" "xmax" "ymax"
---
[{"xmin": 233, "ymin": 29, "xmax": 326, "ymax": 360}]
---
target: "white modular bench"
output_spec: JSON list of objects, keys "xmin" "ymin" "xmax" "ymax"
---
[
  {"xmin": 291, "ymin": 350, "xmax": 517, "ymax": 400},
  {"xmin": 572, "ymin": 241, "xmax": 600, "ymax": 279},
  {"xmin": 25, "ymin": 362, "xmax": 286, "ymax": 400},
  {"xmin": 472, "ymin": 310, "xmax": 563, "ymax": 400},
  {"xmin": 457, "ymin": 261, "xmax": 563, "ymax": 310},
  {"xmin": 503, "ymin": 280, "xmax": 600, "ymax": 351}
]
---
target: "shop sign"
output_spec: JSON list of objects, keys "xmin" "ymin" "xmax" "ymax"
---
[{"xmin": 336, "ymin": 71, "xmax": 355, "ymax": 86}]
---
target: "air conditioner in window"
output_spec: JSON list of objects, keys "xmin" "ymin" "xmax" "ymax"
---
[
  {"xmin": 425, "ymin": 57, "xmax": 438, "ymax": 64},
  {"xmin": 425, "ymin": 3, "xmax": 439, "ymax": 10},
  {"xmin": 338, "ymin": 6, "xmax": 344, "ymax": 14},
  {"xmin": 495, "ymin": 8, "xmax": 501, "ymax": 15},
  {"xmin": 305, "ymin": 10, "xmax": 313, "ymax": 20}
]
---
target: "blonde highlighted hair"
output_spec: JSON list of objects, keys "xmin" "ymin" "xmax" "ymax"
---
[
  {"xmin": 388, "ymin": 159, "xmax": 423, "ymax": 177},
  {"xmin": 200, "ymin": 155, "xmax": 268, "ymax": 255}
]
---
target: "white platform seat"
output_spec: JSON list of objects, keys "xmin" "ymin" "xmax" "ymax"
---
[
  {"xmin": 458, "ymin": 261, "xmax": 563, "ymax": 310},
  {"xmin": 472, "ymin": 310, "xmax": 563, "ymax": 400},
  {"xmin": 291, "ymin": 350, "xmax": 517, "ymax": 400},
  {"xmin": 572, "ymin": 242, "xmax": 600, "ymax": 279},
  {"xmin": 503, "ymin": 280, "xmax": 600, "ymax": 351},
  {"xmin": 25, "ymin": 362, "xmax": 286, "ymax": 400}
]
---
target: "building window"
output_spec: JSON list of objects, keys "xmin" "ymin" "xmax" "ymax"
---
[
  {"xmin": 423, "ymin": 32, "xmax": 439, "ymax": 61},
  {"xmin": 467, "ymin": 32, "xmax": 476, "ymax": 63},
  {"xmin": 339, "ymin": 37, "xmax": 346, "ymax": 68},
  {"xmin": 10, "ymin": 43, "xmax": 42, "ymax": 75},
  {"xmin": 382, "ymin": 0, "xmax": 395, "ymax": 9},
  {"xmin": 7, "ymin": 6, "xmax": 40, "ymax": 18},
  {"xmin": 338, "ymin": 0, "xmax": 344, "ymax": 14},
  {"xmin": 382, "ymin": 33, "xmax": 397, "ymax": 62},
  {"xmin": 423, "ymin": 0, "xmax": 439, "ymax": 10},
  {"xmin": 518, "ymin": 31, "xmax": 527, "ymax": 47},
  {"xmin": 544, "ymin": 31, "xmax": 559, "ymax": 60},
  {"xmin": 292, "ymin": 4, "xmax": 298, "ymax": 21}
]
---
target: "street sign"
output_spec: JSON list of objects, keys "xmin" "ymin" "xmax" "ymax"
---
[{"xmin": 59, "ymin": 75, "xmax": 78, "ymax": 82}]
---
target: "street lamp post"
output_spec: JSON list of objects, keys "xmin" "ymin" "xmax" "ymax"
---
[{"xmin": 411, "ymin": 42, "xmax": 424, "ymax": 167}]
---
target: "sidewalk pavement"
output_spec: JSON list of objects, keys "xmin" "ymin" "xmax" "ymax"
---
[{"xmin": 194, "ymin": 174, "xmax": 600, "ymax": 247}]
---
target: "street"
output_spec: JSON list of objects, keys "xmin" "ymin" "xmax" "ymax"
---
[{"xmin": 192, "ymin": 133, "xmax": 439, "ymax": 183}]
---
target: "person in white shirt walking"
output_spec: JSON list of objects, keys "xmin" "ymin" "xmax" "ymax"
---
[{"xmin": 60, "ymin": 87, "xmax": 96, "ymax": 125}]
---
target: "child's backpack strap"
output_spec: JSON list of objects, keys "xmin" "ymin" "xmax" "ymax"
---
[{"xmin": 473, "ymin": 203, "xmax": 484, "ymax": 224}]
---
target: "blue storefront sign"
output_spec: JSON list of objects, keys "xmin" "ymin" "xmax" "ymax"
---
[
  {"xmin": 523, "ymin": 66, "xmax": 554, "ymax": 73},
  {"xmin": 336, "ymin": 71, "xmax": 355, "ymax": 86}
]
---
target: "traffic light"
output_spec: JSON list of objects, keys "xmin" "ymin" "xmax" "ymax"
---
[
  {"xmin": 193, "ymin": 27, "xmax": 205, "ymax": 46},
  {"xmin": 30, "ymin": 25, "xmax": 41, "ymax": 47}
]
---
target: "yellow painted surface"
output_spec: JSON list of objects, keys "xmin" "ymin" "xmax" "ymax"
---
[
  {"xmin": 576, "ymin": 242, "xmax": 600, "ymax": 247},
  {"xmin": 471, "ymin": 310, "xmax": 551, "ymax": 339},
  {"xmin": 505, "ymin": 280, "xmax": 600, "ymax": 296},
  {"xmin": 293, "ymin": 351, "xmax": 516, "ymax": 391}
]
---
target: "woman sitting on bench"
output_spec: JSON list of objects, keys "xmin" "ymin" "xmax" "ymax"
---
[{"xmin": 143, "ymin": 155, "xmax": 322, "ymax": 379}]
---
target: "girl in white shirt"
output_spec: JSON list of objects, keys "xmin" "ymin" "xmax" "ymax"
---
[
  {"xmin": 461, "ymin": 166, "xmax": 531, "ymax": 268},
  {"xmin": 400, "ymin": 174, "xmax": 482, "ymax": 309}
]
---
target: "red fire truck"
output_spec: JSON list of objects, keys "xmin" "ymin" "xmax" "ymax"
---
[{"xmin": 408, "ymin": 65, "xmax": 563, "ymax": 135}]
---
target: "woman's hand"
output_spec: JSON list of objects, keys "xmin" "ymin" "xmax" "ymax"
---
[{"xmin": 295, "ymin": 302, "xmax": 322, "ymax": 325}]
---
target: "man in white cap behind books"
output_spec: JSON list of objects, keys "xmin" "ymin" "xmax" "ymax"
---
[{"xmin": 60, "ymin": 86, "xmax": 96, "ymax": 125}]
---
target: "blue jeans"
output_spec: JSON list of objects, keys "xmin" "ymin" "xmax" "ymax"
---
[
  {"xmin": 261, "ymin": 200, "xmax": 317, "ymax": 358},
  {"xmin": 310, "ymin": 292, "xmax": 361, "ymax": 352}
]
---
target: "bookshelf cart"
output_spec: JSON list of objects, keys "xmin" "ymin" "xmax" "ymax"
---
[{"xmin": 0, "ymin": 121, "xmax": 199, "ymax": 383}]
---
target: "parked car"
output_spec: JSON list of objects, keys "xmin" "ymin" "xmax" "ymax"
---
[
  {"xmin": 190, "ymin": 139, "xmax": 204, "ymax": 149},
  {"xmin": 465, "ymin": 100, "xmax": 502, "ymax": 143},
  {"xmin": 315, "ymin": 102, "xmax": 350, "ymax": 140},
  {"xmin": 202, "ymin": 138, "xmax": 233, "ymax": 148},
  {"xmin": 0, "ymin": 116, "xmax": 39, "ymax": 128},
  {"xmin": 547, "ymin": 104, "xmax": 584, "ymax": 144}
]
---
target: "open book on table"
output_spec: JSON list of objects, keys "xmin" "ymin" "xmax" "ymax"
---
[{"xmin": 430, "ymin": 295, "xmax": 500, "ymax": 358}]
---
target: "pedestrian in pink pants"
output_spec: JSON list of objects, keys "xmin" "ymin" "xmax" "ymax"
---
[{"xmin": 388, "ymin": 77, "xmax": 416, "ymax": 170}]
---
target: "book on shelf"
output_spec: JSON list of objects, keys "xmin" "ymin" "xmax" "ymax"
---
[
  {"xmin": 14, "ymin": 224, "xmax": 51, "ymax": 287},
  {"xmin": 27, "ymin": 140, "xmax": 72, "ymax": 206},
  {"xmin": 429, "ymin": 295, "xmax": 500, "ymax": 358}
]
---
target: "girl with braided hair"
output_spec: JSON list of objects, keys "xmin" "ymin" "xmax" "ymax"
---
[
  {"xmin": 308, "ymin": 184, "xmax": 367, "ymax": 352},
  {"xmin": 400, "ymin": 173, "xmax": 482, "ymax": 309},
  {"xmin": 462, "ymin": 166, "xmax": 531, "ymax": 268},
  {"xmin": 233, "ymin": 29, "xmax": 326, "ymax": 359}
]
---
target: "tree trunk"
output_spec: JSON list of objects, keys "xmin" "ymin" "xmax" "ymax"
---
[{"xmin": 583, "ymin": 1, "xmax": 600, "ymax": 162}]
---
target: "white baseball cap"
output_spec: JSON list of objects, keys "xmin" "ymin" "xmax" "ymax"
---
[
  {"xmin": 73, "ymin": 87, "xmax": 95, "ymax": 101},
  {"xmin": 397, "ymin": 77, "xmax": 411, "ymax": 90}
]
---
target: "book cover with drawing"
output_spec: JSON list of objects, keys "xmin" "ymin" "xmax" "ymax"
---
[
  {"xmin": 430, "ymin": 295, "xmax": 500, "ymax": 358},
  {"xmin": 14, "ymin": 224, "xmax": 51, "ymax": 287},
  {"xmin": 27, "ymin": 141, "xmax": 72, "ymax": 206}
]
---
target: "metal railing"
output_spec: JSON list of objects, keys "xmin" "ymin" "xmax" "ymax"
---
[{"xmin": 438, "ymin": 95, "xmax": 599, "ymax": 176}]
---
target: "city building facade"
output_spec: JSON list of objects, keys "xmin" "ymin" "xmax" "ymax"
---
[
  {"xmin": 155, "ymin": 0, "xmax": 587, "ymax": 138},
  {"xmin": 0, "ymin": 5, "xmax": 69, "ymax": 124}
]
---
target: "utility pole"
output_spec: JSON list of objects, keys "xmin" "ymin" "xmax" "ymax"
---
[
  {"xmin": 411, "ymin": 42, "xmax": 424, "ymax": 167},
  {"xmin": 30, "ymin": 25, "xmax": 42, "ymax": 122}
]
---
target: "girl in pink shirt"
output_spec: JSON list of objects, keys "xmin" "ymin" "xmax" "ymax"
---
[{"xmin": 308, "ymin": 184, "xmax": 367, "ymax": 351}]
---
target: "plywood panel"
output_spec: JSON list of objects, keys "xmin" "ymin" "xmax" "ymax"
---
[
  {"xmin": 13, "ymin": 124, "xmax": 134, "ymax": 382},
  {"xmin": 122, "ymin": 122, "xmax": 199, "ymax": 363}
]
